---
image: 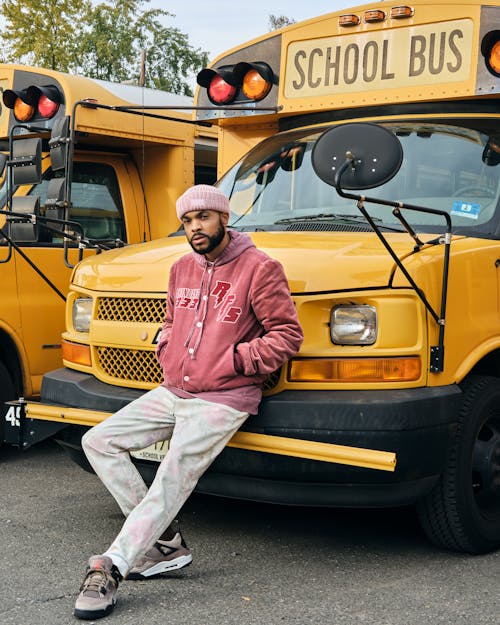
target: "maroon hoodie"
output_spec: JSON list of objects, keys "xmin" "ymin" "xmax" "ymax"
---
[{"xmin": 157, "ymin": 230, "xmax": 303, "ymax": 413}]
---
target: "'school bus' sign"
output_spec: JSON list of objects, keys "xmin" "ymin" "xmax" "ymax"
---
[{"xmin": 285, "ymin": 19, "xmax": 474, "ymax": 98}]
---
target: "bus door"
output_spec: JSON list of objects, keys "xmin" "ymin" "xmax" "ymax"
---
[{"xmin": 4, "ymin": 153, "xmax": 141, "ymax": 393}]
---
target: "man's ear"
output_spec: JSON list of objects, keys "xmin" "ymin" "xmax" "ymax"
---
[{"xmin": 220, "ymin": 212, "xmax": 230, "ymax": 226}]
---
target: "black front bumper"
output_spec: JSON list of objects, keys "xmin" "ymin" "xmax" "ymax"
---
[{"xmin": 43, "ymin": 368, "xmax": 461, "ymax": 507}]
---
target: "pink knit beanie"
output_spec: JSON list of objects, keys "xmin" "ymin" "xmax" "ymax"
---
[{"xmin": 176, "ymin": 185, "xmax": 230, "ymax": 220}]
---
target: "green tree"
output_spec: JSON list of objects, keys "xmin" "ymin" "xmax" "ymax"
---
[
  {"xmin": 269, "ymin": 14, "xmax": 296, "ymax": 30},
  {"xmin": 1, "ymin": 0, "xmax": 91, "ymax": 71},
  {"xmin": 0, "ymin": 0, "xmax": 208, "ymax": 95},
  {"xmin": 78, "ymin": 1, "xmax": 208, "ymax": 95}
]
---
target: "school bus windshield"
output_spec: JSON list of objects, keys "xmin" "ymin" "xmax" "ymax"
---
[{"xmin": 219, "ymin": 121, "xmax": 500, "ymax": 237}]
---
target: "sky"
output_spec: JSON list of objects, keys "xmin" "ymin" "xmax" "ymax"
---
[{"xmin": 154, "ymin": 1, "xmax": 355, "ymax": 60}]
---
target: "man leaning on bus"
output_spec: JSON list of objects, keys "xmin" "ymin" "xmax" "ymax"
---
[{"xmin": 73, "ymin": 184, "xmax": 303, "ymax": 620}]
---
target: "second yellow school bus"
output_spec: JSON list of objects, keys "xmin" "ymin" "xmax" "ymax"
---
[
  {"xmin": 5, "ymin": 1, "xmax": 500, "ymax": 554},
  {"xmin": 0, "ymin": 64, "xmax": 216, "ymax": 437}
]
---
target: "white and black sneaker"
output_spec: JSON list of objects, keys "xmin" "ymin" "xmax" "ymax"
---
[{"xmin": 127, "ymin": 532, "xmax": 192, "ymax": 580}]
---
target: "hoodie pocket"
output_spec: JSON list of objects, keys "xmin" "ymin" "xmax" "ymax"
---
[{"xmin": 208, "ymin": 345, "xmax": 238, "ymax": 388}]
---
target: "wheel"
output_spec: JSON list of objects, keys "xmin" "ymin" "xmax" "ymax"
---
[
  {"xmin": 0, "ymin": 361, "xmax": 16, "ymax": 444},
  {"xmin": 417, "ymin": 375, "xmax": 500, "ymax": 553}
]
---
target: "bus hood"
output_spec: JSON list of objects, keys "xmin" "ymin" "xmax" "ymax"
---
[{"xmin": 72, "ymin": 231, "xmax": 424, "ymax": 294}]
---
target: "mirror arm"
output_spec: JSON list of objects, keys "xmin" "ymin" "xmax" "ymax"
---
[
  {"xmin": 355, "ymin": 198, "xmax": 440, "ymax": 324},
  {"xmin": 0, "ymin": 209, "xmax": 112, "ymax": 250},
  {"xmin": 335, "ymin": 155, "xmax": 450, "ymax": 373},
  {"xmin": 392, "ymin": 207, "xmax": 425, "ymax": 249}
]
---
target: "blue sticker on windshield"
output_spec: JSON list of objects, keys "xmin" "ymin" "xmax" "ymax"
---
[{"xmin": 451, "ymin": 201, "xmax": 480, "ymax": 220}]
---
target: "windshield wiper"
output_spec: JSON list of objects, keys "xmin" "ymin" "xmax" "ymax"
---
[
  {"xmin": 273, "ymin": 212, "xmax": 406, "ymax": 232},
  {"xmin": 274, "ymin": 212, "xmax": 383, "ymax": 224}
]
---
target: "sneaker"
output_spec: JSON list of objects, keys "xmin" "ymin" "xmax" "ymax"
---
[
  {"xmin": 127, "ymin": 532, "xmax": 192, "ymax": 580},
  {"xmin": 74, "ymin": 555, "xmax": 121, "ymax": 620}
]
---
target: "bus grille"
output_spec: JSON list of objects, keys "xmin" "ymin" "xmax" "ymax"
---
[
  {"xmin": 96, "ymin": 346, "xmax": 163, "ymax": 385},
  {"xmin": 97, "ymin": 297, "xmax": 166, "ymax": 323}
]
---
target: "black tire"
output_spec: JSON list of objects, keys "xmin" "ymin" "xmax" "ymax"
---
[
  {"xmin": 417, "ymin": 375, "xmax": 500, "ymax": 554},
  {"xmin": 0, "ymin": 361, "xmax": 16, "ymax": 444}
]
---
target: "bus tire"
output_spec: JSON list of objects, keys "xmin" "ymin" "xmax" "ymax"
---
[
  {"xmin": 0, "ymin": 361, "xmax": 16, "ymax": 445},
  {"xmin": 417, "ymin": 375, "xmax": 500, "ymax": 554}
]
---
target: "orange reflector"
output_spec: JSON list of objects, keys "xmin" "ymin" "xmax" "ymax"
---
[
  {"xmin": 339, "ymin": 14, "xmax": 361, "ymax": 27},
  {"xmin": 242, "ymin": 69, "xmax": 271, "ymax": 101},
  {"xmin": 488, "ymin": 39, "xmax": 500, "ymax": 75},
  {"xmin": 62, "ymin": 340, "xmax": 92, "ymax": 367},
  {"xmin": 390, "ymin": 5, "xmax": 414, "ymax": 19},
  {"xmin": 364, "ymin": 10, "xmax": 385, "ymax": 23},
  {"xmin": 13, "ymin": 98, "xmax": 35, "ymax": 122},
  {"xmin": 288, "ymin": 357, "xmax": 421, "ymax": 383}
]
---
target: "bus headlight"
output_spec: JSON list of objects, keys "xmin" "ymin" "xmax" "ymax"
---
[
  {"xmin": 72, "ymin": 297, "xmax": 93, "ymax": 332},
  {"xmin": 330, "ymin": 305, "xmax": 377, "ymax": 345}
]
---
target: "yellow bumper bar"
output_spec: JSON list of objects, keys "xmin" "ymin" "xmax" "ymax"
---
[{"xmin": 25, "ymin": 402, "xmax": 396, "ymax": 472}]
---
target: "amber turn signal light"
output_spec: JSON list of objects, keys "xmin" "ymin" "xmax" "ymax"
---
[{"xmin": 62, "ymin": 339, "xmax": 92, "ymax": 367}]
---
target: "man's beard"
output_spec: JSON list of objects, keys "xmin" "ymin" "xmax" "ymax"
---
[{"xmin": 189, "ymin": 222, "xmax": 226, "ymax": 255}]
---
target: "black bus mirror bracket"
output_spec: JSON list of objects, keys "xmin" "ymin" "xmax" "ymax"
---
[
  {"xmin": 45, "ymin": 177, "xmax": 67, "ymax": 230},
  {"xmin": 48, "ymin": 116, "xmax": 70, "ymax": 171},
  {"xmin": 7, "ymin": 195, "xmax": 40, "ymax": 242},
  {"xmin": 10, "ymin": 137, "xmax": 42, "ymax": 185}
]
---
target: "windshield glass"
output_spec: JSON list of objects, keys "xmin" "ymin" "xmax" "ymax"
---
[{"xmin": 218, "ymin": 121, "xmax": 500, "ymax": 237}]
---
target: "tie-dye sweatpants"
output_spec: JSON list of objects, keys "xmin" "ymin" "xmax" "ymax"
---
[{"xmin": 81, "ymin": 385, "xmax": 249, "ymax": 577}]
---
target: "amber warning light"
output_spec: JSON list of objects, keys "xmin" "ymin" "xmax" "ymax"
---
[{"xmin": 482, "ymin": 31, "xmax": 500, "ymax": 76}]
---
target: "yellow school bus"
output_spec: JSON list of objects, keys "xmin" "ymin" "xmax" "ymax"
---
[
  {"xmin": 5, "ymin": 2, "xmax": 500, "ymax": 554},
  {"xmin": 0, "ymin": 64, "xmax": 216, "ymax": 432}
]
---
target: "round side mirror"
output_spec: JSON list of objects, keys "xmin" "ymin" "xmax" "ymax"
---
[{"xmin": 312, "ymin": 122, "xmax": 403, "ymax": 190}]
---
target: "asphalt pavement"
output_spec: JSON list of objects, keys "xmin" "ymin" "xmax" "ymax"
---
[{"xmin": 1, "ymin": 440, "xmax": 498, "ymax": 625}]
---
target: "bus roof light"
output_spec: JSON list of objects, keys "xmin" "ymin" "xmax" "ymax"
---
[
  {"xmin": 233, "ymin": 62, "xmax": 273, "ymax": 101},
  {"xmin": 13, "ymin": 98, "xmax": 36, "ymax": 122},
  {"xmin": 489, "ymin": 40, "xmax": 500, "ymax": 75},
  {"xmin": 364, "ymin": 10, "xmax": 386, "ymax": 23},
  {"xmin": 197, "ymin": 66, "xmax": 238, "ymax": 88},
  {"xmin": 208, "ymin": 74, "xmax": 237, "ymax": 104},
  {"xmin": 390, "ymin": 6, "xmax": 414, "ymax": 19},
  {"xmin": 481, "ymin": 31, "xmax": 500, "ymax": 76},
  {"xmin": 26, "ymin": 84, "xmax": 62, "ymax": 119},
  {"xmin": 197, "ymin": 66, "xmax": 238, "ymax": 105},
  {"xmin": 2, "ymin": 88, "xmax": 35, "ymax": 122},
  {"xmin": 339, "ymin": 14, "xmax": 361, "ymax": 27}
]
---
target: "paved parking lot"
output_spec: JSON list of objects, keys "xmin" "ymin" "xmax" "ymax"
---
[{"xmin": 1, "ymin": 440, "xmax": 498, "ymax": 625}]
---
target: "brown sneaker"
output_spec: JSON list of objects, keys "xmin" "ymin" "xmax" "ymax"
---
[
  {"xmin": 74, "ymin": 555, "xmax": 121, "ymax": 620},
  {"xmin": 127, "ymin": 532, "xmax": 192, "ymax": 580}
]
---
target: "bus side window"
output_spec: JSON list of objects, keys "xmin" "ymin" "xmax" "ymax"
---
[{"xmin": 28, "ymin": 162, "xmax": 126, "ymax": 244}]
